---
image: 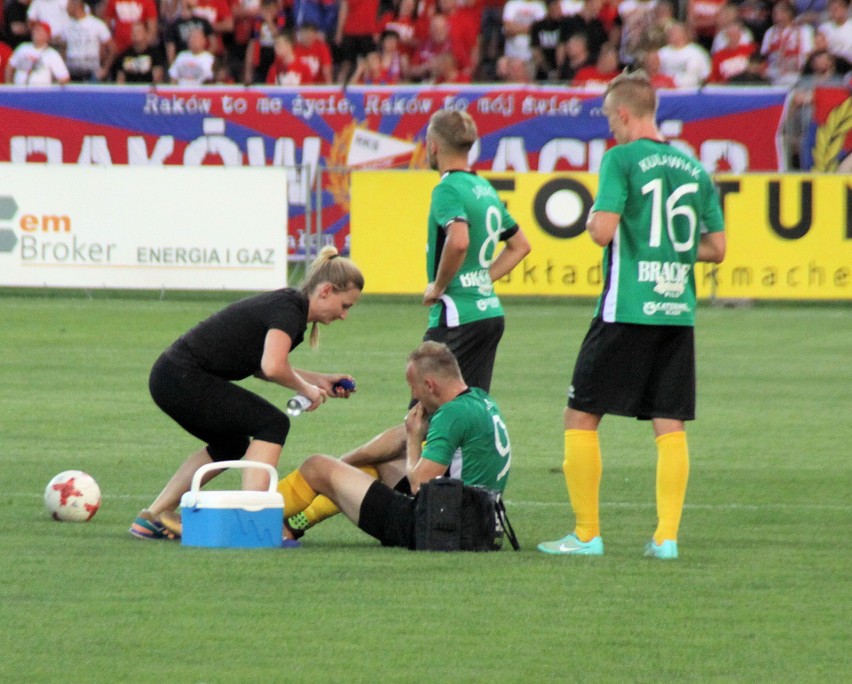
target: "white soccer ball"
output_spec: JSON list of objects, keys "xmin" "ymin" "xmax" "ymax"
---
[{"xmin": 44, "ymin": 470, "xmax": 101, "ymax": 522}]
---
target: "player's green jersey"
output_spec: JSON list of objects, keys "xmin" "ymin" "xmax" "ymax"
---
[
  {"xmin": 592, "ymin": 139, "xmax": 725, "ymax": 326},
  {"xmin": 421, "ymin": 387, "xmax": 511, "ymax": 493},
  {"xmin": 426, "ymin": 170, "xmax": 518, "ymax": 328}
]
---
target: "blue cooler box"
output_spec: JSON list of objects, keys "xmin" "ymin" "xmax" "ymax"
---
[{"xmin": 180, "ymin": 461, "xmax": 284, "ymax": 549}]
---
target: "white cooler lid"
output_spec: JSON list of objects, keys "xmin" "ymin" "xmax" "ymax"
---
[{"xmin": 181, "ymin": 490, "xmax": 284, "ymax": 511}]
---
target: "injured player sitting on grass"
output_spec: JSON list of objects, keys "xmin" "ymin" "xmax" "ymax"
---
[{"xmin": 276, "ymin": 340, "xmax": 512, "ymax": 548}]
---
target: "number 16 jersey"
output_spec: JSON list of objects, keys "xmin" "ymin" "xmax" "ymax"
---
[{"xmin": 592, "ymin": 139, "xmax": 725, "ymax": 327}]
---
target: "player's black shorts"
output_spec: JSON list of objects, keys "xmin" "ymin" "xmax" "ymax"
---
[
  {"xmin": 358, "ymin": 480, "xmax": 416, "ymax": 549},
  {"xmin": 568, "ymin": 317, "xmax": 696, "ymax": 421},
  {"xmin": 423, "ymin": 316, "xmax": 504, "ymax": 392},
  {"xmin": 148, "ymin": 349, "xmax": 291, "ymax": 461}
]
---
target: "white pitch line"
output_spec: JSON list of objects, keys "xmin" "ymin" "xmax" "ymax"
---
[
  {"xmin": 508, "ymin": 500, "xmax": 852, "ymax": 512},
  {"xmin": 13, "ymin": 492, "xmax": 851, "ymax": 512}
]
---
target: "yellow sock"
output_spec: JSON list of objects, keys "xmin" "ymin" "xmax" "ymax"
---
[
  {"xmin": 654, "ymin": 431, "xmax": 689, "ymax": 544},
  {"xmin": 294, "ymin": 466, "xmax": 380, "ymax": 530},
  {"xmin": 278, "ymin": 469, "xmax": 317, "ymax": 518},
  {"xmin": 563, "ymin": 429, "xmax": 602, "ymax": 542}
]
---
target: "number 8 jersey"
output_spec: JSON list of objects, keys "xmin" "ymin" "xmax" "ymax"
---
[
  {"xmin": 427, "ymin": 170, "xmax": 520, "ymax": 328},
  {"xmin": 592, "ymin": 139, "xmax": 725, "ymax": 326}
]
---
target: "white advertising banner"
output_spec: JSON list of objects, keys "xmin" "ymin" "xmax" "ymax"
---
[{"xmin": 0, "ymin": 164, "xmax": 288, "ymax": 290}]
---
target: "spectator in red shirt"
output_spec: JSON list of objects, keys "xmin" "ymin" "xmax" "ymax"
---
[
  {"xmin": 334, "ymin": 0, "xmax": 379, "ymax": 82},
  {"xmin": 438, "ymin": 0, "xmax": 481, "ymax": 77},
  {"xmin": 266, "ymin": 30, "xmax": 314, "ymax": 82},
  {"xmin": 711, "ymin": 2, "xmax": 755, "ymax": 54},
  {"xmin": 378, "ymin": 0, "xmax": 421, "ymax": 59},
  {"xmin": 708, "ymin": 21, "xmax": 757, "ymax": 82},
  {"xmin": 242, "ymin": 0, "xmax": 289, "ymax": 83},
  {"xmin": 597, "ymin": 0, "xmax": 619, "ymax": 34},
  {"xmin": 294, "ymin": 21, "xmax": 332, "ymax": 82},
  {"xmin": 0, "ymin": 39, "xmax": 12, "ymax": 82},
  {"xmin": 686, "ymin": 0, "xmax": 728, "ymax": 52},
  {"xmin": 101, "ymin": 0, "xmax": 159, "ymax": 55},
  {"xmin": 377, "ymin": 28, "xmax": 408, "ymax": 81},
  {"xmin": 193, "ymin": 0, "xmax": 234, "ymax": 56},
  {"xmin": 571, "ymin": 39, "xmax": 618, "ymax": 88},
  {"xmin": 409, "ymin": 12, "xmax": 468, "ymax": 80}
]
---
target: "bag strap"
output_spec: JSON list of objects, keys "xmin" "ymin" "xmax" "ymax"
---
[{"xmin": 495, "ymin": 495, "xmax": 520, "ymax": 551}]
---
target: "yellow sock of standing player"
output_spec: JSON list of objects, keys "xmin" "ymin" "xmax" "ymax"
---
[
  {"xmin": 287, "ymin": 466, "xmax": 379, "ymax": 532},
  {"xmin": 563, "ymin": 429, "xmax": 602, "ymax": 542},
  {"xmin": 654, "ymin": 431, "xmax": 689, "ymax": 544},
  {"xmin": 278, "ymin": 469, "xmax": 317, "ymax": 518}
]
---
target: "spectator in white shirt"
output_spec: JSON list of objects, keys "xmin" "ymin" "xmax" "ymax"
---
[
  {"xmin": 60, "ymin": 0, "xmax": 115, "ymax": 81},
  {"xmin": 169, "ymin": 26, "xmax": 214, "ymax": 84},
  {"xmin": 6, "ymin": 21, "xmax": 70, "ymax": 84},
  {"xmin": 761, "ymin": 0, "xmax": 814, "ymax": 85},
  {"xmin": 711, "ymin": 2, "xmax": 755, "ymax": 54},
  {"xmin": 658, "ymin": 21, "xmax": 711, "ymax": 87},
  {"xmin": 27, "ymin": 0, "xmax": 70, "ymax": 45},
  {"xmin": 503, "ymin": 0, "xmax": 547, "ymax": 62},
  {"xmin": 818, "ymin": 0, "xmax": 852, "ymax": 63}
]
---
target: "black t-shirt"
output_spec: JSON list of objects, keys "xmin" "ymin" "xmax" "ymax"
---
[
  {"xmin": 112, "ymin": 45, "xmax": 167, "ymax": 83},
  {"xmin": 171, "ymin": 288, "xmax": 309, "ymax": 380},
  {"xmin": 166, "ymin": 17, "xmax": 215, "ymax": 55},
  {"xmin": 561, "ymin": 15, "xmax": 609, "ymax": 61},
  {"xmin": 530, "ymin": 17, "xmax": 565, "ymax": 73},
  {"xmin": 2, "ymin": 0, "xmax": 30, "ymax": 48}
]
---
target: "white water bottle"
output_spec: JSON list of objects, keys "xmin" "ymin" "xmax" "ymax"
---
[
  {"xmin": 286, "ymin": 395, "xmax": 312, "ymax": 417},
  {"xmin": 286, "ymin": 379, "xmax": 355, "ymax": 417}
]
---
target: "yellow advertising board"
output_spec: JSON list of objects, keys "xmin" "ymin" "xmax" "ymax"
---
[
  {"xmin": 351, "ymin": 171, "xmax": 852, "ymax": 301},
  {"xmin": 711, "ymin": 174, "xmax": 851, "ymax": 299}
]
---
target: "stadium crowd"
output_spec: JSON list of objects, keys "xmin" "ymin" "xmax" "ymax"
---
[{"xmin": 0, "ymin": 0, "xmax": 850, "ymax": 89}]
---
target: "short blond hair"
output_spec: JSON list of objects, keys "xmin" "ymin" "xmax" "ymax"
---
[
  {"xmin": 426, "ymin": 110, "xmax": 478, "ymax": 154},
  {"xmin": 604, "ymin": 70, "xmax": 658, "ymax": 118},
  {"xmin": 407, "ymin": 341, "xmax": 462, "ymax": 381}
]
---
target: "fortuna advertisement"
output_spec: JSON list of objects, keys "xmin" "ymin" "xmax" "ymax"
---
[{"xmin": 352, "ymin": 171, "xmax": 852, "ymax": 301}]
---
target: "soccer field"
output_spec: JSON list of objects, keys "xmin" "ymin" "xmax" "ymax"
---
[{"xmin": 0, "ymin": 292, "xmax": 849, "ymax": 682}]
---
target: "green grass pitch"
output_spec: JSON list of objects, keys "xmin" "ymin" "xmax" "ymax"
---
[{"xmin": 0, "ymin": 292, "xmax": 849, "ymax": 682}]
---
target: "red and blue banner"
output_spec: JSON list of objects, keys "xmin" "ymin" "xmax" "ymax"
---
[{"xmin": 0, "ymin": 85, "xmax": 788, "ymax": 256}]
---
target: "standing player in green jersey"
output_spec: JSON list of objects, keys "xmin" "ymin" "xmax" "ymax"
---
[
  {"xmin": 538, "ymin": 71, "xmax": 726, "ymax": 560},
  {"xmin": 422, "ymin": 108, "xmax": 531, "ymax": 392},
  {"xmin": 277, "ymin": 341, "xmax": 512, "ymax": 549}
]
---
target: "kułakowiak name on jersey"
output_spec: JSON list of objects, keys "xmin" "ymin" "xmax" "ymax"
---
[{"xmin": 592, "ymin": 140, "xmax": 725, "ymax": 326}]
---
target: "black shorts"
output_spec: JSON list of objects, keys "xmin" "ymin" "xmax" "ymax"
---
[
  {"xmin": 423, "ymin": 316, "xmax": 504, "ymax": 393},
  {"xmin": 568, "ymin": 318, "xmax": 696, "ymax": 421},
  {"xmin": 148, "ymin": 350, "xmax": 291, "ymax": 461},
  {"xmin": 358, "ymin": 480, "xmax": 416, "ymax": 549}
]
